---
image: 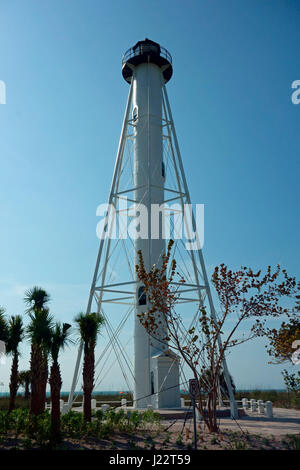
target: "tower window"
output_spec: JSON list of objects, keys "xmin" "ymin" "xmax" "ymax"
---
[{"xmin": 137, "ymin": 286, "xmax": 146, "ymax": 306}]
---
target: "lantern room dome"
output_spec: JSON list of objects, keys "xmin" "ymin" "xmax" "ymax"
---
[{"xmin": 122, "ymin": 38, "xmax": 173, "ymax": 84}]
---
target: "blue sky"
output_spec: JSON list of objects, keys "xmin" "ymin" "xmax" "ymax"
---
[{"xmin": 0, "ymin": 0, "xmax": 299, "ymax": 392}]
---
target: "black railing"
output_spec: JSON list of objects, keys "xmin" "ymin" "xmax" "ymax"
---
[{"xmin": 122, "ymin": 45, "xmax": 172, "ymax": 66}]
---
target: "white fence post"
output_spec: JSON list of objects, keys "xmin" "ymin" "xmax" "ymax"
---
[
  {"xmin": 250, "ymin": 399, "xmax": 257, "ymax": 412},
  {"xmin": 242, "ymin": 398, "xmax": 248, "ymax": 410},
  {"xmin": 121, "ymin": 398, "xmax": 127, "ymax": 408},
  {"xmin": 101, "ymin": 404, "xmax": 109, "ymax": 413},
  {"xmin": 62, "ymin": 403, "xmax": 69, "ymax": 415},
  {"xmin": 266, "ymin": 401, "xmax": 273, "ymax": 418},
  {"xmin": 91, "ymin": 398, "xmax": 96, "ymax": 410},
  {"xmin": 59, "ymin": 399, "xmax": 64, "ymax": 412},
  {"xmin": 258, "ymin": 400, "xmax": 264, "ymax": 414}
]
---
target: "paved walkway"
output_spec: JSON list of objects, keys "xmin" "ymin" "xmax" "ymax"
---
[
  {"xmin": 154, "ymin": 408, "xmax": 300, "ymax": 437},
  {"xmin": 217, "ymin": 407, "xmax": 300, "ymax": 436}
]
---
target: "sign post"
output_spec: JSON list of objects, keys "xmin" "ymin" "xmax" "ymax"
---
[{"xmin": 189, "ymin": 378, "xmax": 199, "ymax": 450}]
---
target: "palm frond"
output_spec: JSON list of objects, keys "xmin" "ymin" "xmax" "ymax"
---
[
  {"xmin": 26, "ymin": 308, "xmax": 54, "ymax": 350},
  {"xmin": 18, "ymin": 370, "xmax": 31, "ymax": 384},
  {"xmin": 6, "ymin": 315, "xmax": 24, "ymax": 355},
  {"xmin": 50, "ymin": 322, "xmax": 72, "ymax": 361},
  {"xmin": 74, "ymin": 312, "xmax": 105, "ymax": 346},
  {"xmin": 24, "ymin": 287, "xmax": 51, "ymax": 313}
]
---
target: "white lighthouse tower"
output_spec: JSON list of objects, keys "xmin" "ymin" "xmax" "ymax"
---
[
  {"xmin": 68, "ymin": 39, "xmax": 238, "ymax": 417},
  {"xmin": 123, "ymin": 40, "xmax": 180, "ymax": 408}
]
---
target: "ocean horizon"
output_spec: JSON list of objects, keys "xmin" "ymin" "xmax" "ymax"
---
[{"xmin": 0, "ymin": 389, "xmax": 286, "ymax": 398}]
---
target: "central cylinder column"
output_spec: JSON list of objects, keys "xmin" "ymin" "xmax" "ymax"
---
[{"xmin": 133, "ymin": 62, "xmax": 165, "ymax": 408}]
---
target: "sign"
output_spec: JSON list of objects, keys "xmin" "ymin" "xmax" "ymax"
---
[{"xmin": 189, "ymin": 378, "xmax": 199, "ymax": 399}]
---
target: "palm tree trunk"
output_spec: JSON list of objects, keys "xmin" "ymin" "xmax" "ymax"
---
[
  {"xmin": 30, "ymin": 344, "xmax": 43, "ymax": 416},
  {"xmin": 8, "ymin": 352, "xmax": 19, "ymax": 413},
  {"xmin": 24, "ymin": 379, "xmax": 30, "ymax": 400},
  {"xmin": 49, "ymin": 360, "xmax": 62, "ymax": 443},
  {"xmin": 83, "ymin": 346, "xmax": 94, "ymax": 422},
  {"xmin": 39, "ymin": 353, "xmax": 48, "ymax": 413}
]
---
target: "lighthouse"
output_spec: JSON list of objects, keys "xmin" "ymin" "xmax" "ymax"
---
[
  {"xmin": 122, "ymin": 39, "xmax": 180, "ymax": 408},
  {"xmin": 68, "ymin": 39, "xmax": 238, "ymax": 417}
]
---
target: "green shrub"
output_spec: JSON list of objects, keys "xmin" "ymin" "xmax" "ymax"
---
[
  {"xmin": 234, "ymin": 390, "xmax": 299, "ymax": 409},
  {"xmin": 0, "ymin": 403, "xmax": 163, "ymax": 447},
  {"xmin": 61, "ymin": 410, "xmax": 85, "ymax": 438},
  {"xmin": 128, "ymin": 410, "xmax": 142, "ymax": 429},
  {"xmin": 233, "ymin": 440, "xmax": 247, "ymax": 450},
  {"xmin": 176, "ymin": 433, "xmax": 183, "ymax": 446},
  {"xmin": 290, "ymin": 397, "xmax": 300, "ymax": 409},
  {"xmin": 286, "ymin": 434, "xmax": 300, "ymax": 450},
  {"xmin": 95, "ymin": 409, "xmax": 104, "ymax": 421}
]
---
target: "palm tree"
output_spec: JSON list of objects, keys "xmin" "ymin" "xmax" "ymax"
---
[
  {"xmin": 49, "ymin": 322, "xmax": 72, "ymax": 444},
  {"xmin": 18, "ymin": 370, "xmax": 31, "ymax": 399},
  {"xmin": 25, "ymin": 288, "xmax": 53, "ymax": 416},
  {"xmin": 74, "ymin": 312, "xmax": 105, "ymax": 421},
  {"xmin": 27, "ymin": 309, "xmax": 53, "ymax": 415},
  {"xmin": 6, "ymin": 315, "xmax": 24, "ymax": 412}
]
